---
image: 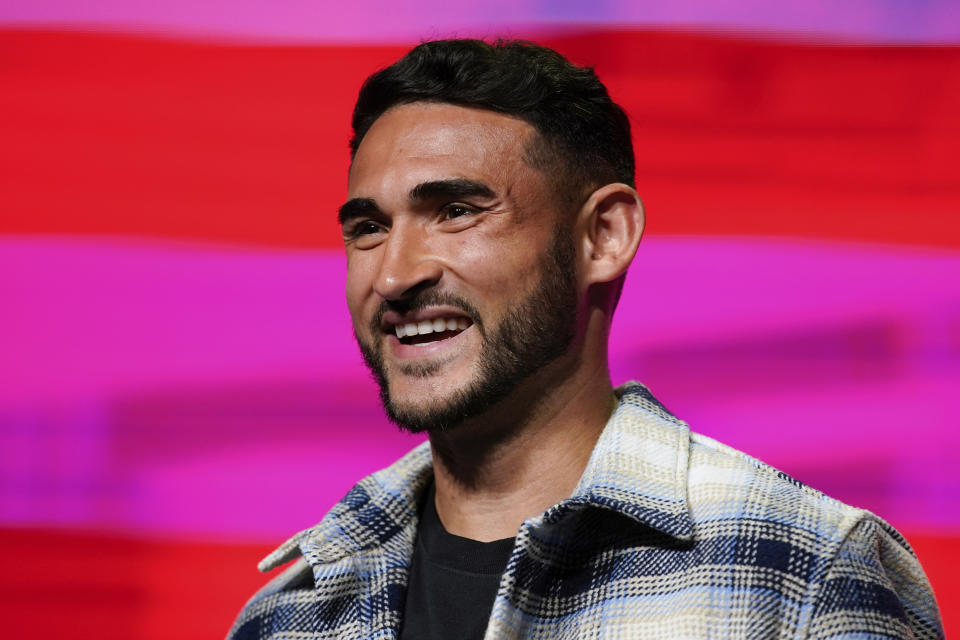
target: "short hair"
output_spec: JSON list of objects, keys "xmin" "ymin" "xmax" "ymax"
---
[{"xmin": 350, "ymin": 39, "xmax": 635, "ymax": 206}]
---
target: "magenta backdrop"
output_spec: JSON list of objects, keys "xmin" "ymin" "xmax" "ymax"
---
[{"xmin": 2, "ymin": 235, "xmax": 957, "ymax": 539}]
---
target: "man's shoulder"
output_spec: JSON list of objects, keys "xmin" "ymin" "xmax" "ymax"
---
[
  {"xmin": 612, "ymin": 381, "xmax": 908, "ymax": 560},
  {"xmin": 226, "ymin": 442, "xmax": 432, "ymax": 638},
  {"xmin": 685, "ymin": 426, "xmax": 911, "ymax": 564},
  {"xmin": 591, "ymin": 386, "xmax": 942, "ymax": 637},
  {"xmin": 679, "ymin": 432, "xmax": 942, "ymax": 638}
]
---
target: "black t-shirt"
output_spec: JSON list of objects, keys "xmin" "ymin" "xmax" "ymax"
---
[{"xmin": 399, "ymin": 482, "xmax": 515, "ymax": 640}]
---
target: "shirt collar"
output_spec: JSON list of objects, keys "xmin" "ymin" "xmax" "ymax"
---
[{"xmin": 259, "ymin": 381, "xmax": 693, "ymax": 572}]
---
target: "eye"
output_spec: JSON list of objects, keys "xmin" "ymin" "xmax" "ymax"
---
[
  {"xmin": 342, "ymin": 219, "xmax": 388, "ymax": 249},
  {"xmin": 441, "ymin": 203, "xmax": 478, "ymax": 220},
  {"xmin": 344, "ymin": 220, "xmax": 384, "ymax": 238}
]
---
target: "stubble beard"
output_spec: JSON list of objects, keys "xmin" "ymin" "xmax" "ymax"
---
[{"xmin": 356, "ymin": 228, "xmax": 578, "ymax": 433}]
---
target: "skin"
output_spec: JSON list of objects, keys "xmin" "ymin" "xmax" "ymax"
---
[{"xmin": 343, "ymin": 102, "xmax": 645, "ymax": 541}]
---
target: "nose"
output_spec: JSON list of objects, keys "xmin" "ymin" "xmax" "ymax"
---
[{"xmin": 373, "ymin": 222, "xmax": 443, "ymax": 301}]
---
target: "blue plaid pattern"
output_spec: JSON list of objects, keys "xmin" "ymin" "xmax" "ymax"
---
[{"xmin": 227, "ymin": 382, "xmax": 944, "ymax": 639}]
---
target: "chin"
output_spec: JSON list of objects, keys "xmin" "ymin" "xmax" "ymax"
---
[{"xmin": 381, "ymin": 373, "xmax": 477, "ymax": 433}]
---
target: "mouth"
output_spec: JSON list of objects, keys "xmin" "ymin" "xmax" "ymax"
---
[
  {"xmin": 381, "ymin": 309, "xmax": 474, "ymax": 348},
  {"xmin": 392, "ymin": 316, "xmax": 472, "ymax": 346}
]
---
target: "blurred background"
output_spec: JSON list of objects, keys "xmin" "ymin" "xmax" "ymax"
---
[{"xmin": 1, "ymin": 1, "xmax": 958, "ymax": 638}]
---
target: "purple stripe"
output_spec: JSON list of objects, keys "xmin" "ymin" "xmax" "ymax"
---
[
  {"xmin": 2, "ymin": 0, "xmax": 959, "ymax": 43},
  {"xmin": 1, "ymin": 235, "xmax": 958, "ymax": 538}
]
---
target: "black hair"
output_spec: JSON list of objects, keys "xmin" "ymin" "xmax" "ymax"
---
[{"xmin": 350, "ymin": 39, "xmax": 635, "ymax": 205}]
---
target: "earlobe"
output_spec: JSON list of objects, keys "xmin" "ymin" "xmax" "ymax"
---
[{"xmin": 581, "ymin": 183, "xmax": 645, "ymax": 285}]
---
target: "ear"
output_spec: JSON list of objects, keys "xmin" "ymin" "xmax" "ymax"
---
[{"xmin": 578, "ymin": 183, "xmax": 645, "ymax": 285}]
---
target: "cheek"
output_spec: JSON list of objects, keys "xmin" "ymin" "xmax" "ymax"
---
[
  {"xmin": 344, "ymin": 256, "xmax": 373, "ymax": 330},
  {"xmin": 448, "ymin": 230, "xmax": 548, "ymax": 294},
  {"xmin": 344, "ymin": 283, "xmax": 361, "ymax": 327}
]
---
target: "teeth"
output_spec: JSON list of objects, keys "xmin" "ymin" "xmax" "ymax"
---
[{"xmin": 393, "ymin": 317, "xmax": 472, "ymax": 338}]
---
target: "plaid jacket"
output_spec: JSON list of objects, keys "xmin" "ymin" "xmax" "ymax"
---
[{"xmin": 227, "ymin": 383, "xmax": 944, "ymax": 639}]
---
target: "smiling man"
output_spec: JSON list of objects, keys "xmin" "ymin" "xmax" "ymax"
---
[{"xmin": 227, "ymin": 40, "xmax": 943, "ymax": 640}]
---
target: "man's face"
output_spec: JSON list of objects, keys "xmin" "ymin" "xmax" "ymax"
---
[{"xmin": 342, "ymin": 102, "xmax": 579, "ymax": 432}]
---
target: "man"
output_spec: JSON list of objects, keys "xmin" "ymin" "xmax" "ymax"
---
[{"xmin": 228, "ymin": 39, "xmax": 943, "ymax": 639}]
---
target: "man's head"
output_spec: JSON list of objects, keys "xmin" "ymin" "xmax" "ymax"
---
[
  {"xmin": 350, "ymin": 39, "xmax": 635, "ymax": 208},
  {"xmin": 340, "ymin": 40, "xmax": 643, "ymax": 433}
]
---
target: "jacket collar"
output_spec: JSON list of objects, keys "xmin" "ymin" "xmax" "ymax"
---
[
  {"xmin": 561, "ymin": 382, "xmax": 694, "ymax": 541},
  {"xmin": 259, "ymin": 382, "xmax": 693, "ymax": 572},
  {"xmin": 258, "ymin": 441, "xmax": 433, "ymax": 572}
]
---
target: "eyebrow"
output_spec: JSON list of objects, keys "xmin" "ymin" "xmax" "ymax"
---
[
  {"xmin": 408, "ymin": 178, "xmax": 496, "ymax": 203},
  {"xmin": 338, "ymin": 178, "xmax": 496, "ymax": 225},
  {"xmin": 338, "ymin": 198, "xmax": 379, "ymax": 226}
]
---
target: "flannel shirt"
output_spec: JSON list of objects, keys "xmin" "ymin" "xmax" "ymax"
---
[{"xmin": 227, "ymin": 382, "xmax": 944, "ymax": 639}]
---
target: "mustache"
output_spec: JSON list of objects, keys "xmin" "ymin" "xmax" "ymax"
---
[{"xmin": 369, "ymin": 291, "xmax": 484, "ymax": 337}]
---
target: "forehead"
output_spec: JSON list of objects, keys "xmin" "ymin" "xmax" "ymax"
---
[{"xmin": 348, "ymin": 102, "xmax": 538, "ymax": 195}]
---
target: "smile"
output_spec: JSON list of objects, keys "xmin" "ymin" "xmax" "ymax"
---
[{"xmin": 393, "ymin": 316, "xmax": 472, "ymax": 345}]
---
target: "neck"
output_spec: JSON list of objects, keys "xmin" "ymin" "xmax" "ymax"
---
[{"xmin": 428, "ymin": 344, "xmax": 617, "ymax": 542}]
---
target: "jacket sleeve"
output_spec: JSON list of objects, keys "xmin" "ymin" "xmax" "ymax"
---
[{"xmin": 805, "ymin": 516, "xmax": 944, "ymax": 640}]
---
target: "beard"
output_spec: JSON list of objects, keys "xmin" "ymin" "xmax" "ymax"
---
[{"xmin": 356, "ymin": 227, "xmax": 578, "ymax": 433}]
